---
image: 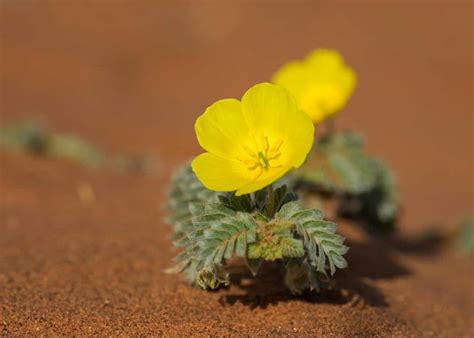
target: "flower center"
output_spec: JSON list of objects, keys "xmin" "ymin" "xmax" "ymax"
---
[
  {"xmin": 257, "ymin": 151, "xmax": 270, "ymax": 169},
  {"xmin": 237, "ymin": 135, "xmax": 284, "ymax": 180}
]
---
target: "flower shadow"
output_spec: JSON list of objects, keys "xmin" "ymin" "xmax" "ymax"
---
[
  {"xmin": 218, "ymin": 252, "xmax": 392, "ymax": 310},
  {"xmin": 218, "ymin": 262, "xmax": 331, "ymax": 310},
  {"xmin": 218, "ymin": 214, "xmax": 447, "ymax": 311},
  {"xmin": 219, "ymin": 276, "xmax": 387, "ymax": 310},
  {"xmin": 217, "ymin": 227, "xmax": 431, "ymax": 310},
  {"xmin": 387, "ymin": 226, "xmax": 447, "ymax": 256}
]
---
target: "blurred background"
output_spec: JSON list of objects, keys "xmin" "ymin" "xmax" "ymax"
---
[
  {"xmin": 0, "ymin": 1, "xmax": 473, "ymax": 335},
  {"xmin": 2, "ymin": 1, "xmax": 471, "ymax": 230}
]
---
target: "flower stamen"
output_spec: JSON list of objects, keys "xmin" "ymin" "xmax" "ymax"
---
[
  {"xmin": 257, "ymin": 151, "xmax": 270, "ymax": 168},
  {"xmin": 236, "ymin": 135, "xmax": 284, "ymax": 178}
]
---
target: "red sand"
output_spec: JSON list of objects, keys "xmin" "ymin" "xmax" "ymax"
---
[{"xmin": 1, "ymin": 1, "xmax": 473, "ymax": 335}]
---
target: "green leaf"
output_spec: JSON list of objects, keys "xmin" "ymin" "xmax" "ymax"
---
[
  {"xmin": 218, "ymin": 192, "xmax": 253, "ymax": 212},
  {"xmin": 456, "ymin": 217, "xmax": 474, "ymax": 255},
  {"xmin": 235, "ymin": 232, "xmax": 248, "ymax": 257},
  {"xmin": 293, "ymin": 132, "xmax": 378, "ymax": 194},
  {"xmin": 277, "ymin": 201, "xmax": 348, "ymax": 277},
  {"xmin": 247, "ymin": 215, "xmax": 304, "ymax": 261},
  {"xmin": 355, "ymin": 159, "xmax": 399, "ymax": 230},
  {"xmin": 170, "ymin": 199, "xmax": 259, "ymax": 290},
  {"xmin": 291, "ymin": 131, "xmax": 399, "ymax": 231},
  {"xmin": 280, "ymin": 236, "xmax": 305, "ymax": 257},
  {"xmin": 167, "ymin": 165, "xmax": 221, "ymax": 237},
  {"xmin": 201, "ymin": 212, "xmax": 258, "ymax": 268},
  {"xmin": 167, "ymin": 164, "xmax": 349, "ymax": 294},
  {"xmin": 275, "ymin": 201, "xmax": 302, "ymax": 219}
]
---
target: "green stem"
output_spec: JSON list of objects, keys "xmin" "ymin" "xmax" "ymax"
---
[{"xmin": 267, "ymin": 184, "xmax": 274, "ymax": 218}]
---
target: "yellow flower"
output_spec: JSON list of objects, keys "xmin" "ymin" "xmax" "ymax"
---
[
  {"xmin": 272, "ymin": 49, "xmax": 356, "ymax": 123},
  {"xmin": 192, "ymin": 82, "xmax": 314, "ymax": 196}
]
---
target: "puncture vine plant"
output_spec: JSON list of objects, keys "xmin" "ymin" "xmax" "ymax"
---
[
  {"xmin": 167, "ymin": 166, "xmax": 348, "ymax": 294},
  {"xmin": 166, "ymin": 49, "xmax": 399, "ymax": 293}
]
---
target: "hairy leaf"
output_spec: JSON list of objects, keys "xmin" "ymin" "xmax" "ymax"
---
[
  {"xmin": 292, "ymin": 131, "xmax": 399, "ymax": 231},
  {"xmin": 167, "ymin": 164, "xmax": 348, "ymax": 294},
  {"xmin": 294, "ymin": 132, "xmax": 377, "ymax": 194},
  {"xmin": 277, "ymin": 201, "xmax": 349, "ymax": 276},
  {"xmin": 167, "ymin": 165, "xmax": 220, "ymax": 237},
  {"xmin": 169, "ymin": 200, "xmax": 259, "ymax": 289}
]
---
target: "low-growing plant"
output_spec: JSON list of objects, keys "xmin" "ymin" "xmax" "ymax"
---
[
  {"xmin": 167, "ymin": 164, "xmax": 348, "ymax": 294},
  {"xmin": 167, "ymin": 49, "xmax": 401, "ymax": 294},
  {"xmin": 0, "ymin": 121, "xmax": 104, "ymax": 165},
  {"xmin": 167, "ymin": 83, "xmax": 348, "ymax": 294},
  {"xmin": 0, "ymin": 121, "xmax": 153, "ymax": 174}
]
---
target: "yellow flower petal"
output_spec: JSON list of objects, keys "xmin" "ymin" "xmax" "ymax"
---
[
  {"xmin": 236, "ymin": 166, "xmax": 289, "ymax": 196},
  {"xmin": 195, "ymin": 98, "xmax": 249, "ymax": 159},
  {"xmin": 241, "ymin": 82, "xmax": 298, "ymax": 136},
  {"xmin": 191, "ymin": 153, "xmax": 249, "ymax": 192},
  {"xmin": 271, "ymin": 61, "xmax": 309, "ymax": 100},
  {"xmin": 281, "ymin": 109, "xmax": 315, "ymax": 169},
  {"xmin": 306, "ymin": 48, "xmax": 344, "ymax": 72},
  {"xmin": 192, "ymin": 82, "xmax": 315, "ymax": 195},
  {"xmin": 272, "ymin": 49, "xmax": 357, "ymax": 124}
]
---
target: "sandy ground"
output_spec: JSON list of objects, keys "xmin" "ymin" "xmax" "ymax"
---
[{"xmin": 1, "ymin": 1, "xmax": 473, "ymax": 335}]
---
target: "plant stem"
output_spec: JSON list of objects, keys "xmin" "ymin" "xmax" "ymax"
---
[{"xmin": 267, "ymin": 184, "xmax": 274, "ymax": 218}]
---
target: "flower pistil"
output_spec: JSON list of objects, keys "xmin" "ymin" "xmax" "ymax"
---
[{"xmin": 238, "ymin": 135, "xmax": 284, "ymax": 180}]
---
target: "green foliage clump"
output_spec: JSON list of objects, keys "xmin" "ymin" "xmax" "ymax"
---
[
  {"xmin": 0, "ymin": 122, "xmax": 47, "ymax": 153},
  {"xmin": 0, "ymin": 121, "xmax": 155, "ymax": 174},
  {"xmin": 295, "ymin": 132, "xmax": 376, "ymax": 194},
  {"xmin": 352, "ymin": 158, "xmax": 398, "ymax": 229},
  {"xmin": 456, "ymin": 217, "xmax": 474, "ymax": 256},
  {"xmin": 167, "ymin": 165, "xmax": 221, "ymax": 239},
  {"xmin": 0, "ymin": 121, "xmax": 104, "ymax": 165},
  {"xmin": 292, "ymin": 131, "xmax": 399, "ymax": 231},
  {"xmin": 167, "ymin": 165, "xmax": 348, "ymax": 294}
]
